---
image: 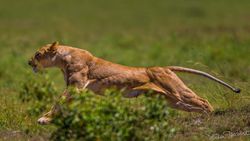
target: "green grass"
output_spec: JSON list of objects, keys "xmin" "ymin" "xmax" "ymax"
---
[{"xmin": 0, "ymin": 0, "xmax": 249, "ymax": 140}]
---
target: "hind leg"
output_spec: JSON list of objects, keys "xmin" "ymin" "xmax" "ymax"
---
[
  {"xmin": 123, "ymin": 82, "xmax": 166, "ymax": 98},
  {"xmin": 167, "ymin": 99, "xmax": 210, "ymax": 114},
  {"xmin": 178, "ymin": 89, "xmax": 214, "ymax": 113},
  {"xmin": 163, "ymin": 88, "xmax": 213, "ymax": 114},
  {"xmin": 125, "ymin": 85, "xmax": 209, "ymax": 113},
  {"xmin": 147, "ymin": 67, "xmax": 213, "ymax": 113}
]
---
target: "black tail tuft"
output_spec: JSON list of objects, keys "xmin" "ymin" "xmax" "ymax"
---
[{"xmin": 234, "ymin": 88, "xmax": 241, "ymax": 93}]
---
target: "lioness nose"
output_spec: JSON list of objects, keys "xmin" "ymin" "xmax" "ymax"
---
[{"xmin": 28, "ymin": 60, "xmax": 32, "ymax": 66}]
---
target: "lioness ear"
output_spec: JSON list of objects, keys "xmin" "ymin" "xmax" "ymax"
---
[{"xmin": 49, "ymin": 41, "xmax": 59, "ymax": 51}]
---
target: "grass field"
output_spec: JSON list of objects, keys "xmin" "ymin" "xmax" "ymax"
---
[{"xmin": 0, "ymin": 0, "xmax": 250, "ymax": 140}]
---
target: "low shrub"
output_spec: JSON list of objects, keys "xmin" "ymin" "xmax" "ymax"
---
[{"xmin": 51, "ymin": 88, "xmax": 177, "ymax": 141}]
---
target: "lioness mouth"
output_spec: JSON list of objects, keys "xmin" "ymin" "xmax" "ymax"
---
[
  {"xmin": 28, "ymin": 59, "xmax": 41, "ymax": 73},
  {"xmin": 32, "ymin": 65, "xmax": 38, "ymax": 73}
]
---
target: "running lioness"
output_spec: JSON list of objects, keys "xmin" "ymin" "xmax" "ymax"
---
[{"xmin": 28, "ymin": 41, "xmax": 240, "ymax": 125}]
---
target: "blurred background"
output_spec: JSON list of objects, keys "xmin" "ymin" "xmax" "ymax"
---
[{"xmin": 0, "ymin": 0, "xmax": 249, "ymax": 140}]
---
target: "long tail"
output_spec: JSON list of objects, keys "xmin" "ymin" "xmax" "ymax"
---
[{"xmin": 167, "ymin": 66, "xmax": 241, "ymax": 93}]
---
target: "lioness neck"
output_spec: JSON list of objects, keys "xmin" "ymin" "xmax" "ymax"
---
[{"xmin": 55, "ymin": 46, "xmax": 92, "ymax": 69}]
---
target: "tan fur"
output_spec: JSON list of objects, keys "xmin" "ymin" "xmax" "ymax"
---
[{"xmin": 28, "ymin": 42, "xmax": 240, "ymax": 124}]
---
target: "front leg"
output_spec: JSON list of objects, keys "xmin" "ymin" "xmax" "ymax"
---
[
  {"xmin": 37, "ymin": 79, "xmax": 91, "ymax": 125},
  {"xmin": 37, "ymin": 90, "xmax": 70, "ymax": 125},
  {"xmin": 38, "ymin": 68, "xmax": 91, "ymax": 125}
]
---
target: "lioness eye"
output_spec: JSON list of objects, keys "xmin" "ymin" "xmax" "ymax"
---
[{"xmin": 35, "ymin": 52, "xmax": 41, "ymax": 58}]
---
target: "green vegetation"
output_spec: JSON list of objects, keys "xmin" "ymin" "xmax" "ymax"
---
[
  {"xmin": 0, "ymin": 0, "xmax": 249, "ymax": 140},
  {"xmin": 50, "ymin": 89, "xmax": 173, "ymax": 141}
]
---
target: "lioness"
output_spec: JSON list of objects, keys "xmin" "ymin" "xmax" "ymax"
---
[{"xmin": 28, "ymin": 42, "xmax": 240, "ymax": 125}]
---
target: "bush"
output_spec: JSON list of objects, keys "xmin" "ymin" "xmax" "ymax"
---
[{"xmin": 51, "ymin": 88, "xmax": 177, "ymax": 141}]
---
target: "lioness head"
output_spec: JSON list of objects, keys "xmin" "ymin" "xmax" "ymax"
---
[{"xmin": 28, "ymin": 41, "xmax": 59, "ymax": 72}]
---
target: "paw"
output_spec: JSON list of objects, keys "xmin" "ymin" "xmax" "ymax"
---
[{"xmin": 37, "ymin": 117, "xmax": 52, "ymax": 125}]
